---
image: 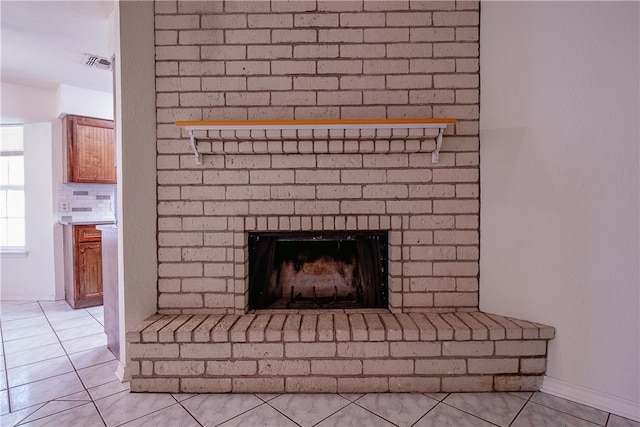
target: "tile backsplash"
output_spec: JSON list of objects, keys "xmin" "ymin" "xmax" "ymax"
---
[{"xmin": 57, "ymin": 183, "xmax": 116, "ymax": 223}]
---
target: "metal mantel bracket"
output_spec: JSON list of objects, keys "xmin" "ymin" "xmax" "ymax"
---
[
  {"xmin": 189, "ymin": 130, "xmax": 203, "ymax": 166},
  {"xmin": 432, "ymin": 127, "xmax": 445, "ymax": 164}
]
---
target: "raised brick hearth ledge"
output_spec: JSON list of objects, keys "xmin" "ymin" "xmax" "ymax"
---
[{"xmin": 129, "ymin": 311, "xmax": 554, "ymax": 394}]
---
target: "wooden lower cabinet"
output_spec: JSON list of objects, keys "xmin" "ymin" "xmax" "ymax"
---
[
  {"xmin": 64, "ymin": 224, "xmax": 104, "ymax": 309},
  {"xmin": 76, "ymin": 241, "xmax": 103, "ymax": 307}
]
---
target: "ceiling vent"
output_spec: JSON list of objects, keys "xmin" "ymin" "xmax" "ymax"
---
[{"xmin": 83, "ymin": 54, "xmax": 112, "ymax": 71}]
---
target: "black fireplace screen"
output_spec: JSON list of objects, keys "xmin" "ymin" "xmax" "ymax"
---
[{"xmin": 248, "ymin": 231, "xmax": 388, "ymax": 310}]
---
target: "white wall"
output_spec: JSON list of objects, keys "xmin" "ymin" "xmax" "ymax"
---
[
  {"xmin": 1, "ymin": 83, "xmax": 59, "ymax": 300},
  {"xmin": 0, "ymin": 82, "xmax": 57, "ymax": 124},
  {"xmin": 111, "ymin": 0, "xmax": 157, "ymax": 372},
  {"xmin": 56, "ymin": 84, "xmax": 113, "ymax": 120},
  {"xmin": 480, "ymin": 1, "xmax": 639, "ymax": 420},
  {"xmin": 0, "ymin": 81, "xmax": 113, "ymax": 300},
  {"xmin": 0, "ymin": 123, "xmax": 58, "ymax": 300}
]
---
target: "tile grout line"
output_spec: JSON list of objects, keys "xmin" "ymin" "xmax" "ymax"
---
[
  {"xmin": 507, "ymin": 393, "xmax": 534, "ymax": 427},
  {"xmin": 207, "ymin": 401, "xmax": 270, "ymax": 427},
  {"xmin": 410, "ymin": 397, "xmax": 460, "ymax": 427},
  {"xmin": 308, "ymin": 401, "xmax": 360, "ymax": 427},
  {"xmin": 0, "ymin": 315, "xmax": 12, "ymax": 414},
  {"xmin": 412, "ymin": 393, "xmax": 453, "ymax": 427},
  {"xmin": 2, "ymin": 302, "xmax": 83, "ymax": 425},
  {"xmin": 435, "ymin": 399, "xmax": 502, "ymax": 426},
  {"xmin": 262, "ymin": 394, "xmax": 352, "ymax": 427},
  {"xmin": 261, "ymin": 398, "xmax": 304, "ymax": 427},
  {"xmin": 307, "ymin": 396, "xmax": 353, "ymax": 427},
  {"xmin": 0, "ymin": 303, "xmax": 55, "ymax": 416},
  {"xmin": 36, "ymin": 301, "xmax": 110, "ymax": 427},
  {"xmin": 86, "ymin": 307, "xmax": 105, "ymax": 328},
  {"xmin": 0, "ymin": 302, "xmax": 58, "ymax": 424},
  {"xmin": 525, "ymin": 399, "xmax": 609, "ymax": 427},
  {"xmin": 105, "ymin": 394, "xmax": 201, "ymax": 427},
  {"xmin": 5, "ymin": 301, "xmax": 124, "ymax": 426},
  {"xmin": 351, "ymin": 399, "xmax": 405, "ymax": 427},
  {"xmin": 171, "ymin": 393, "xmax": 205, "ymax": 427}
]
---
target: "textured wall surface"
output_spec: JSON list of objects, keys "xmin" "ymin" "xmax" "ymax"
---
[{"xmin": 480, "ymin": 1, "xmax": 639, "ymax": 414}]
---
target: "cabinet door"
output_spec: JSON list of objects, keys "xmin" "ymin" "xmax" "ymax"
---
[
  {"xmin": 75, "ymin": 241, "xmax": 104, "ymax": 308},
  {"xmin": 66, "ymin": 115, "xmax": 116, "ymax": 184}
]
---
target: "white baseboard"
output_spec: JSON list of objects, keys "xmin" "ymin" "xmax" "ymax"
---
[
  {"xmin": 115, "ymin": 360, "xmax": 130, "ymax": 383},
  {"xmin": 541, "ymin": 376, "xmax": 640, "ymax": 422}
]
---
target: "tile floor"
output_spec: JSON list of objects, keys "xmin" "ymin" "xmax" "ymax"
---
[{"xmin": 1, "ymin": 300, "xmax": 638, "ymax": 427}]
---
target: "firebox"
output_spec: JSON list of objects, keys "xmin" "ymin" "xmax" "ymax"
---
[{"xmin": 248, "ymin": 231, "xmax": 388, "ymax": 310}]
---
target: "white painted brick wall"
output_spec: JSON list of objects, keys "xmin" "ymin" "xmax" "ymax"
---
[{"xmin": 155, "ymin": 0, "xmax": 479, "ymax": 314}]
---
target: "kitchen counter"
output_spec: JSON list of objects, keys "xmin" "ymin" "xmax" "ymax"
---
[
  {"xmin": 96, "ymin": 224, "xmax": 118, "ymax": 231},
  {"xmin": 58, "ymin": 220, "xmax": 115, "ymax": 226}
]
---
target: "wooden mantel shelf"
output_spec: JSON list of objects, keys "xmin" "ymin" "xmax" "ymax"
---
[{"xmin": 176, "ymin": 118, "xmax": 457, "ymax": 165}]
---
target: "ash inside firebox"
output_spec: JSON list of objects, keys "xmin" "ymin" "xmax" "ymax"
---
[{"xmin": 248, "ymin": 231, "xmax": 387, "ymax": 310}]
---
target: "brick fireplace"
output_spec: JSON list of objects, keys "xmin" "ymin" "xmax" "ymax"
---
[{"xmin": 129, "ymin": 0, "xmax": 555, "ymax": 393}]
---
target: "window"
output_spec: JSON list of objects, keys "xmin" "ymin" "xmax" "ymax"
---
[{"xmin": 0, "ymin": 125, "xmax": 25, "ymax": 251}]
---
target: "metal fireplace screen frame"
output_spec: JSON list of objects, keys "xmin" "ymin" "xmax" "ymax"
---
[{"xmin": 248, "ymin": 231, "xmax": 388, "ymax": 310}]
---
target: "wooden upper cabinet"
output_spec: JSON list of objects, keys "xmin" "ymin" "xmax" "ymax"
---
[{"xmin": 64, "ymin": 115, "xmax": 116, "ymax": 184}]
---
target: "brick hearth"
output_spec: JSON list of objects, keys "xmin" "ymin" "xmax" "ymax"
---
[{"xmin": 129, "ymin": 311, "xmax": 554, "ymax": 393}]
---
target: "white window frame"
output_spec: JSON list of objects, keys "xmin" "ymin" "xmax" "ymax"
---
[{"xmin": 0, "ymin": 125, "xmax": 27, "ymax": 256}]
